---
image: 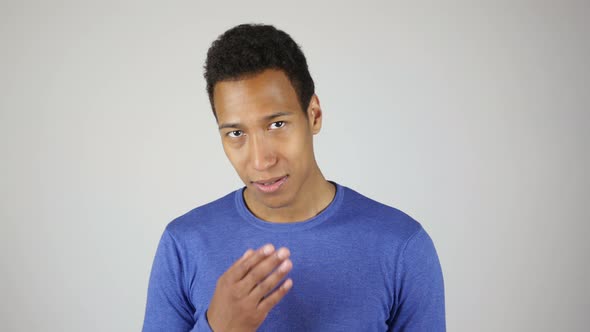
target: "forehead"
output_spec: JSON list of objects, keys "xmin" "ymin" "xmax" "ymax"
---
[{"xmin": 213, "ymin": 69, "xmax": 301, "ymax": 123}]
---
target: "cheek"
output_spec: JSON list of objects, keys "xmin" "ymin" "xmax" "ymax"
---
[
  {"xmin": 222, "ymin": 144, "xmax": 247, "ymax": 170},
  {"xmin": 284, "ymin": 133, "xmax": 312, "ymax": 161}
]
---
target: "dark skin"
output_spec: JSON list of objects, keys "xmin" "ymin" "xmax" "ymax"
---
[
  {"xmin": 206, "ymin": 244, "xmax": 292, "ymax": 331},
  {"xmin": 206, "ymin": 69, "xmax": 336, "ymax": 331}
]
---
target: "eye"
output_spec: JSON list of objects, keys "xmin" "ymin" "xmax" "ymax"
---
[
  {"xmin": 227, "ymin": 130, "xmax": 243, "ymax": 138},
  {"xmin": 269, "ymin": 121, "xmax": 286, "ymax": 130}
]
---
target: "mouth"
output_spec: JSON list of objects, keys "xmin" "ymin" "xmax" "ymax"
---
[{"xmin": 251, "ymin": 175, "xmax": 288, "ymax": 193}]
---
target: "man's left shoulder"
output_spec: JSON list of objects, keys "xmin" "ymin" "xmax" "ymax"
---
[{"xmin": 339, "ymin": 184, "xmax": 423, "ymax": 238}]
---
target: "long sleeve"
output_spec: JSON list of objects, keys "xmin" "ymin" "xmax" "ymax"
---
[
  {"xmin": 142, "ymin": 229, "xmax": 213, "ymax": 332},
  {"xmin": 388, "ymin": 227, "xmax": 446, "ymax": 331}
]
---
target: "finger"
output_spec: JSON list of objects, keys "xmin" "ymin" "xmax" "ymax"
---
[
  {"xmin": 249, "ymin": 258, "xmax": 292, "ymax": 301},
  {"xmin": 238, "ymin": 247, "xmax": 290, "ymax": 294},
  {"xmin": 257, "ymin": 278, "xmax": 293, "ymax": 313},
  {"xmin": 226, "ymin": 244, "xmax": 275, "ymax": 283},
  {"xmin": 225, "ymin": 248, "xmax": 254, "ymax": 275}
]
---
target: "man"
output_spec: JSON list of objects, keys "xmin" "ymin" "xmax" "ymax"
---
[{"xmin": 143, "ymin": 23, "xmax": 445, "ymax": 331}]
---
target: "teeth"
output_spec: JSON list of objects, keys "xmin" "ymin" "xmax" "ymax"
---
[{"xmin": 262, "ymin": 178, "xmax": 280, "ymax": 185}]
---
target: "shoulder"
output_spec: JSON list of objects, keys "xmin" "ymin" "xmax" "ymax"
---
[
  {"xmin": 338, "ymin": 184, "xmax": 424, "ymax": 241},
  {"xmin": 164, "ymin": 189, "xmax": 239, "ymax": 239}
]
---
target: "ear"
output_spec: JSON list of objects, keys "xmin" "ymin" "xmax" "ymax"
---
[{"xmin": 306, "ymin": 94, "xmax": 322, "ymax": 135}]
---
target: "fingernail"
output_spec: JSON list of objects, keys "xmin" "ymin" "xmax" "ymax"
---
[
  {"xmin": 263, "ymin": 244, "xmax": 274, "ymax": 255},
  {"xmin": 283, "ymin": 278, "xmax": 293, "ymax": 290},
  {"xmin": 279, "ymin": 259, "xmax": 292, "ymax": 272},
  {"xmin": 276, "ymin": 248, "xmax": 290, "ymax": 259},
  {"xmin": 242, "ymin": 249, "xmax": 253, "ymax": 259}
]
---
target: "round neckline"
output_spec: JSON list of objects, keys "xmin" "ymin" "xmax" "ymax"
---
[{"xmin": 234, "ymin": 181, "xmax": 344, "ymax": 232}]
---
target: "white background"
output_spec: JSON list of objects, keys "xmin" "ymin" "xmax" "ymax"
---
[{"xmin": 1, "ymin": 1, "xmax": 589, "ymax": 331}]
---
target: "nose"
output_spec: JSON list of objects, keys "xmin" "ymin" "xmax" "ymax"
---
[{"xmin": 249, "ymin": 133, "xmax": 277, "ymax": 171}]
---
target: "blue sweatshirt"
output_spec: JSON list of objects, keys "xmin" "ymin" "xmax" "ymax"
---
[{"xmin": 143, "ymin": 182, "xmax": 445, "ymax": 331}]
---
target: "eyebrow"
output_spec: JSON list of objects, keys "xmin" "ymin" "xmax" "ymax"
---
[{"xmin": 218, "ymin": 111, "xmax": 293, "ymax": 130}]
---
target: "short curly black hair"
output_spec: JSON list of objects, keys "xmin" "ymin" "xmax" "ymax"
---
[{"xmin": 204, "ymin": 23, "xmax": 315, "ymax": 118}]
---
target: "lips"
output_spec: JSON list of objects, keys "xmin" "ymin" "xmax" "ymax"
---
[
  {"xmin": 254, "ymin": 176, "xmax": 286, "ymax": 185},
  {"xmin": 252, "ymin": 175, "xmax": 288, "ymax": 193}
]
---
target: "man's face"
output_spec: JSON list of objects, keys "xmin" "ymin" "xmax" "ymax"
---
[{"xmin": 213, "ymin": 69, "xmax": 322, "ymax": 211}]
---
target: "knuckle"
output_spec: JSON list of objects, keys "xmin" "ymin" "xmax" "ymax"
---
[
  {"xmin": 266, "ymin": 296, "xmax": 279, "ymax": 309},
  {"xmin": 235, "ymin": 263, "xmax": 250, "ymax": 278},
  {"xmin": 238, "ymin": 260, "xmax": 251, "ymax": 272},
  {"xmin": 258, "ymin": 279, "xmax": 274, "ymax": 294},
  {"xmin": 248, "ymin": 268, "xmax": 265, "ymax": 282},
  {"xmin": 243, "ymin": 273, "xmax": 257, "ymax": 287}
]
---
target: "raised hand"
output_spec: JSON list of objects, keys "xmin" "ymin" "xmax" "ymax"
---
[{"xmin": 206, "ymin": 244, "xmax": 293, "ymax": 332}]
